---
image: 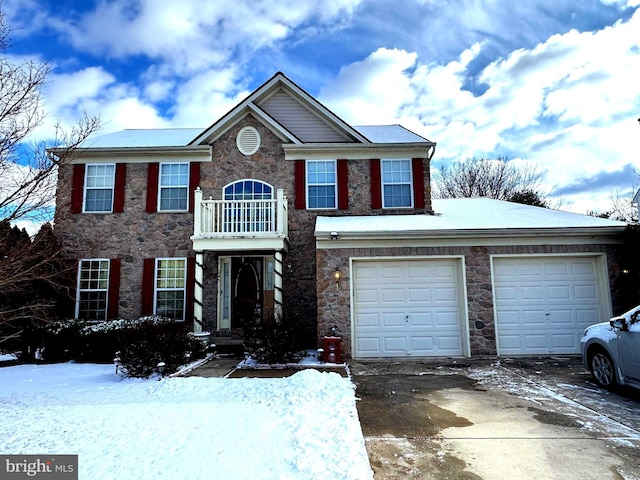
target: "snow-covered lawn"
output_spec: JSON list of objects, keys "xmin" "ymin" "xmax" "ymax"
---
[{"xmin": 0, "ymin": 363, "xmax": 373, "ymax": 479}]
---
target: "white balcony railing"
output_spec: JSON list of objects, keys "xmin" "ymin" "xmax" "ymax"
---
[{"xmin": 193, "ymin": 188, "xmax": 288, "ymax": 239}]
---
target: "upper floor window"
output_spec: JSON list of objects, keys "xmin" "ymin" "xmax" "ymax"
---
[
  {"xmin": 76, "ymin": 259, "xmax": 110, "ymax": 320},
  {"xmin": 382, "ymin": 159, "xmax": 413, "ymax": 208},
  {"xmin": 84, "ymin": 164, "xmax": 115, "ymax": 212},
  {"xmin": 159, "ymin": 163, "xmax": 189, "ymax": 211},
  {"xmin": 224, "ymin": 180, "xmax": 273, "ymax": 200},
  {"xmin": 155, "ymin": 258, "xmax": 186, "ymax": 321},
  {"xmin": 307, "ymin": 160, "xmax": 336, "ymax": 209}
]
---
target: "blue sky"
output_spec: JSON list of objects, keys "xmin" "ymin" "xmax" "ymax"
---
[{"xmin": 4, "ymin": 0, "xmax": 640, "ymax": 215}]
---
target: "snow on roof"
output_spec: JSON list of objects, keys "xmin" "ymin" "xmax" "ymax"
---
[
  {"xmin": 315, "ymin": 197, "xmax": 627, "ymax": 235},
  {"xmin": 354, "ymin": 125, "xmax": 431, "ymax": 143},
  {"xmin": 80, "ymin": 125, "xmax": 428, "ymax": 148},
  {"xmin": 81, "ymin": 128, "xmax": 204, "ymax": 148}
]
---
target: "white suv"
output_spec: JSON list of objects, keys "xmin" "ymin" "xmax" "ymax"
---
[{"xmin": 580, "ymin": 305, "xmax": 640, "ymax": 390}]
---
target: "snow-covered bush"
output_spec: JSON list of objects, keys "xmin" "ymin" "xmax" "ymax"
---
[
  {"xmin": 243, "ymin": 309, "xmax": 303, "ymax": 365},
  {"xmin": 39, "ymin": 316, "xmax": 206, "ymax": 376}
]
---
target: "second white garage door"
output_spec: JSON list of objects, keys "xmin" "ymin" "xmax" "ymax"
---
[
  {"xmin": 352, "ymin": 258, "xmax": 465, "ymax": 358},
  {"xmin": 493, "ymin": 256, "xmax": 608, "ymax": 355}
]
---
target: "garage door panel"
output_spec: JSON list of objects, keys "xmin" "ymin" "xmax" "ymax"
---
[
  {"xmin": 551, "ymin": 334, "xmax": 577, "ymax": 349},
  {"xmin": 383, "ymin": 336, "xmax": 408, "ymax": 350},
  {"xmin": 434, "ymin": 287, "xmax": 458, "ymax": 302},
  {"xmin": 355, "ymin": 312, "xmax": 379, "ymax": 328},
  {"xmin": 495, "ymin": 256, "xmax": 606, "ymax": 355},
  {"xmin": 356, "ymin": 337, "xmax": 381, "ymax": 355},
  {"xmin": 548, "ymin": 286, "xmax": 571, "ymax": 300},
  {"xmin": 353, "ymin": 287, "xmax": 379, "ymax": 303},
  {"xmin": 408, "ymin": 288, "xmax": 432, "ymax": 302},
  {"xmin": 382, "ymin": 312, "xmax": 405, "ymax": 327},
  {"xmin": 353, "ymin": 259, "xmax": 464, "ymax": 358},
  {"xmin": 521, "ymin": 286, "xmax": 544, "ymax": 300},
  {"xmin": 409, "ymin": 312, "xmax": 432, "ymax": 326},
  {"xmin": 522, "ymin": 310, "xmax": 547, "ymax": 325},
  {"xmin": 575, "ymin": 285, "xmax": 597, "ymax": 299},
  {"xmin": 382, "ymin": 288, "xmax": 405, "ymax": 303}
]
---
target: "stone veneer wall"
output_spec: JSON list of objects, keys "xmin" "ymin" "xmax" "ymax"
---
[
  {"xmin": 316, "ymin": 243, "xmax": 622, "ymax": 358},
  {"xmin": 54, "ymin": 114, "xmax": 434, "ymax": 340},
  {"xmin": 54, "ymin": 162, "xmax": 194, "ymax": 319}
]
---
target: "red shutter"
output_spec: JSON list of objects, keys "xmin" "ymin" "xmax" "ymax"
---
[
  {"xmin": 294, "ymin": 160, "xmax": 306, "ymax": 209},
  {"xmin": 337, "ymin": 159, "xmax": 349, "ymax": 210},
  {"xmin": 412, "ymin": 158, "xmax": 425, "ymax": 209},
  {"xmin": 141, "ymin": 258, "xmax": 155, "ymax": 316},
  {"xmin": 184, "ymin": 256, "xmax": 195, "ymax": 323},
  {"xmin": 113, "ymin": 164, "xmax": 126, "ymax": 213},
  {"xmin": 189, "ymin": 162, "xmax": 200, "ymax": 213},
  {"xmin": 370, "ymin": 159, "xmax": 382, "ymax": 209},
  {"xmin": 70, "ymin": 164, "xmax": 85, "ymax": 213},
  {"xmin": 108, "ymin": 258, "xmax": 121, "ymax": 319},
  {"xmin": 146, "ymin": 163, "xmax": 159, "ymax": 213}
]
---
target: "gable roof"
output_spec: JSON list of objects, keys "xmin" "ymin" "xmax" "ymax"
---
[{"xmin": 189, "ymin": 72, "xmax": 371, "ymax": 146}]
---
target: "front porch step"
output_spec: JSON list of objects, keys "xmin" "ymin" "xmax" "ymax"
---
[{"xmin": 210, "ymin": 334, "xmax": 245, "ymax": 356}]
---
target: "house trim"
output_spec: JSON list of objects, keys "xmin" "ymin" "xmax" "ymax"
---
[
  {"xmin": 283, "ymin": 142, "xmax": 435, "ymax": 160},
  {"xmin": 69, "ymin": 146, "xmax": 212, "ymax": 163},
  {"xmin": 316, "ymin": 228, "xmax": 625, "ymax": 249}
]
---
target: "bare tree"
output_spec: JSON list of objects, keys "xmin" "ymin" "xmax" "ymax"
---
[
  {"xmin": 433, "ymin": 156, "xmax": 548, "ymax": 204},
  {"xmin": 0, "ymin": 8, "xmax": 100, "ymax": 224},
  {"xmin": 0, "ymin": 7, "xmax": 99, "ymax": 357}
]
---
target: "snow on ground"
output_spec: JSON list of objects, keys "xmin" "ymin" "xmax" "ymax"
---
[{"xmin": 0, "ymin": 363, "xmax": 373, "ymax": 480}]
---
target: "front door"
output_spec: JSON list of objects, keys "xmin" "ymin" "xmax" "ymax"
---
[
  {"xmin": 232, "ymin": 257, "xmax": 262, "ymax": 328},
  {"xmin": 218, "ymin": 256, "xmax": 276, "ymax": 330}
]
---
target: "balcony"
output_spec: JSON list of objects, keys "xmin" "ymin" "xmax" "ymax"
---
[{"xmin": 191, "ymin": 188, "xmax": 288, "ymax": 252}]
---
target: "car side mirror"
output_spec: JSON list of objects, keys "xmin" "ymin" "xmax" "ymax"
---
[{"xmin": 610, "ymin": 317, "xmax": 628, "ymax": 331}]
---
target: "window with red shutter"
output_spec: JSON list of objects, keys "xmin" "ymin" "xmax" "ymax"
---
[
  {"xmin": 141, "ymin": 258, "xmax": 155, "ymax": 316},
  {"xmin": 294, "ymin": 160, "xmax": 306, "ymax": 209},
  {"xmin": 108, "ymin": 258, "xmax": 121, "ymax": 319},
  {"xmin": 412, "ymin": 158, "xmax": 425, "ymax": 209},
  {"xmin": 70, "ymin": 164, "xmax": 85, "ymax": 213},
  {"xmin": 189, "ymin": 162, "xmax": 200, "ymax": 213},
  {"xmin": 370, "ymin": 159, "xmax": 382, "ymax": 209},
  {"xmin": 146, "ymin": 163, "xmax": 159, "ymax": 213},
  {"xmin": 113, "ymin": 164, "xmax": 126, "ymax": 213},
  {"xmin": 337, "ymin": 159, "xmax": 349, "ymax": 210}
]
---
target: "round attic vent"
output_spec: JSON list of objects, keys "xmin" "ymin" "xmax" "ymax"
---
[{"xmin": 236, "ymin": 126, "xmax": 260, "ymax": 155}]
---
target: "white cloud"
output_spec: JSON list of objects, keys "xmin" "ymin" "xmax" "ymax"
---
[
  {"xmin": 318, "ymin": 8, "xmax": 640, "ymax": 214},
  {"xmin": 49, "ymin": 0, "xmax": 362, "ymax": 76}
]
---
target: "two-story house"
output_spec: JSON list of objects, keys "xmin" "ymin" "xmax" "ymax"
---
[{"xmin": 54, "ymin": 72, "xmax": 627, "ymax": 359}]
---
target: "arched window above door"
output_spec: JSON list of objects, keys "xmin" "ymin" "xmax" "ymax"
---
[{"xmin": 224, "ymin": 180, "xmax": 273, "ymax": 201}]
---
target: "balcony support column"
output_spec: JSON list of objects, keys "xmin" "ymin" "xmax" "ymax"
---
[
  {"xmin": 193, "ymin": 251, "xmax": 204, "ymax": 333},
  {"xmin": 274, "ymin": 251, "xmax": 284, "ymax": 318}
]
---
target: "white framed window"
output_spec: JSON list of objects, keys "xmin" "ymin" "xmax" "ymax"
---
[
  {"xmin": 84, "ymin": 164, "xmax": 115, "ymax": 212},
  {"xmin": 76, "ymin": 259, "xmax": 110, "ymax": 320},
  {"xmin": 159, "ymin": 163, "xmax": 189, "ymax": 211},
  {"xmin": 307, "ymin": 160, "xmax": 337, "ymax": 209},
  {"xmin": 382, "ymin": 159, "xmax": 413, "ymax": 208},
  {"xmin": 154, "ymin": 258, "xmax": 186, "ymax": 321}
]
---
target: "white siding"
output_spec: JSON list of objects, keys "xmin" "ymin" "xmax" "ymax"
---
[{"xmin": 259, "ymin": 90, "xmax": 352, "ymax": 143}]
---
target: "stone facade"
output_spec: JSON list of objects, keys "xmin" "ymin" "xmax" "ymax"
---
[
  {"xmin": 54, "ymin": 114, "xmax": 434, "ymax": 344},
  {"xmin": 316, "ymin": 243, "xmax": 622, "ymax": 358}
]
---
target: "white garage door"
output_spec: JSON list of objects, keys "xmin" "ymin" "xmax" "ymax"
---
[
  {"xmin": 493, "ymin": 256, "xmax": 607, "ymax": 355},
  {"xmin": 352, "ymin": 259, "xmax": 465, "ymax": 358}
]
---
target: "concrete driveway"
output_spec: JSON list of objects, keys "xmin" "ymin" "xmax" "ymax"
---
[{"xmin": 350, "ymin": 357, "xmax": 640, "ymax": 480}]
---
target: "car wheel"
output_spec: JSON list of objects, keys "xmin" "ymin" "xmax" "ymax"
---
[{"xmin": 589, "ymin": 349, "xmax": 617, "ymax": 389}]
